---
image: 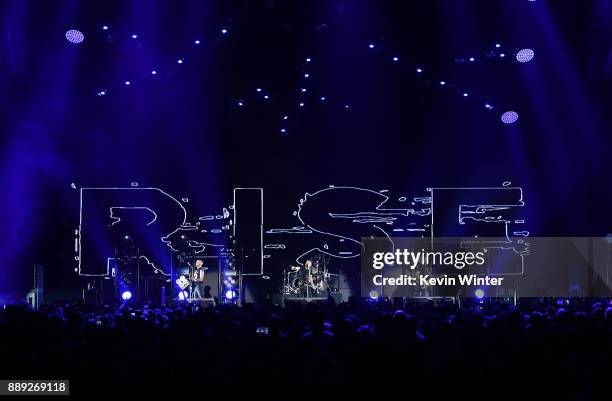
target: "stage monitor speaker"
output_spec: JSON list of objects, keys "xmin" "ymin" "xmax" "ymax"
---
[{"xmin": 233, "ymin": 188, "xmax": 263, "ymax": 275}]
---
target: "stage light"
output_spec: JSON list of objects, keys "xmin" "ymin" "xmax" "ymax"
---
[
  {"xmin": 500, "ymin": 53, "xmax": 506, "ymax": 58},
  {"xmin": 194, "ymin": 39, "xmax": 201, "ymax": 45},
  {"xmin": 516, "ymin": 48, "xmax": 534, "ymax": 63},
  {"xmin": 151, "ymin": 70, "xmax": 157, "ymax": 75},
  {"xmin": 299, "ymin": 102, "xmax": 304, "ymax": 107},
  {"xmin": 392, "ymin": 56, "xmax": 399, "ymax": 62},
  {"xmin": 280, "ymin": 128, "xmax": 287, "ymax": 134},
  {"xmin": 102, "ymin": 25, "xmax": 109, "ymax": 31},
  {"xmin": 282, "ymin": 114, "xmax": 288, "ymax": 120},
  {"xmin": 97, "ymin": 90, "xmax": 106, "ymax": 96},
  {"xmin": 180, "ymin": 235, "xmax": 186, "ymax": 239},
  {"xmin": 177, "ymin": 59, "xmax": 183, "ymax": 64},
  {"xmin": 237, "ymin": 101, "xmax": 244, "ymax": 107},
  {"xmin": 225, "ymin": 289, "xmax": 236, "ymax": 300},
  {"xmin": 65, "ymin": 29, "xmax": 84, "ymax": 44},
  {"xmin": 369, "ymin": 290, "xmax": 379, "ymax": 299},
  {"xmin": 416, "ymin": 68, "xmax": 423, "ymax": 73},
  {"xmin": 495, "ymin": 43, "xmax": 501, "ymax": 48},
  {"xmin": 221, "ymin": 28, "xmax": 228, "ymax": 35},
  {"xmin": 178, "ymin": 290, "xmax": 188, "ymax": 301},
  {"xmin": 304, "ymin": 73, "xmax": 309, "ymax": 78},
  {"xmin": 485, "ymin": 103, "xmax": 493, "ymax": 109},
  {"xmin": 131, "ymin": 34, "xmax": 138, "ymax": 39},
  {"xmin": 368, "ymin": 43, "xmax": 375, "ymax": 49},
  {"xmin": 124, "ymin": 235, "xmax": 130, "ymax": 240},
  {"xmin": 121, "ymin": 291, "xmax": 132, "ymax": 301},
  {"xmin": 501, "ymin": 111, "xmax": 519, "ymax": 124},
  {"xmin": 305, "ymin": 57, "xmax": 312, "ymax": 63},
  {"xmin": 124, "ymin": 81, "xmax": 131, "ymax": 86},
  {"xmin": 474, "ymin": 289, "xmax": 485, "ymax": 299},
  {"xmin": 256, "ymin": 88, "xmax": 262, "ymax": 92},
  {"xmin": 440, "ymin": 80, "xmax": 446, "ymax": 86},
  {"xmin": 300, "ymin": 88, "xmax": 307, "ymax": 93},
  {"xmin": 469, "ymin": 57, "xmax": 475, "ymax": 62},
  {"xmin": 320, "ymin": 96, "xmax": 326, "ymax": 101},
  {"xmin": 463, "ymin": 92, "xmax": 469, "ymax": 97},
  {"xmin": 264, "ymin": 95, "xmax": 270, "ymax": 99}
]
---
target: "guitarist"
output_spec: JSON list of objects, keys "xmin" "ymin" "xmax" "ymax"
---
[{"xmin": 191, "ymin": 259, "xmax": 206, "ymax": 300}]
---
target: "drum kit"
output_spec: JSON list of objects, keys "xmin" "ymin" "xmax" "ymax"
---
[{"xmin": 281, "ymin": 254, "xmax": 338, "ymax": 296}]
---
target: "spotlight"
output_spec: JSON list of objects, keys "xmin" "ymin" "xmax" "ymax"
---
[
  {"xmin": 194, "ymin": 39, "xmax": 201, "ymax": 45},
  {"xmin": 463, "ymin": 92, "xmax": 469, "ymax": 97},
  {"xmin": 501, "ymin": 111, "xmax": 519, "ymax": 124},
  {"xmin": 65, "ymin": 29, "xmax": 84, "ymax": 44},
  {"xmin": 178, "ymin": 290, "xmax": 188, "ymax": 301},
  {"xmin": 121, "ymin": 291, "xmax": 132, "ymax": 301},
  {"xmin": 305, "ymin": 57, "xmax": 312, "ymax": 63},
  {"xmin": 177, "ymin": 59, "xmax": 183, "ymax": 64},
  {"xmin": 280, "ymin": 128, "xmax": 287, "ymax": 134},
  {"xmin": 495, "ymin": 43, "xmax": 501, "ymax": 48},
  {"xmin": 264, "ymin": 95, "xmax": 270, "ymax": 99},
  {"xmin": 485, "ymin": 103, "xmax": 493, "ymax": 109},
  {"xmin": 304, "ymin": 73, "xmax": 310, "ymax": 78},
  {"xmin": 300, "ymin": 88, "xmax": 307, "ymax": 93},
  {"xmin": 131, "ymin": 34, "xmax": 138, "ymax": 39},
  {"xmin": 469, "ymin": 57, "xmax": 475, "ymax": 62},
  {"xmin": 256, "ymin": 88, "xmax": 262, "ymax": 92},
  {"xmin": 180, "ymin": 235, "xmax": 186, "ymax": 239},
  {"xmin": 474, "ymin": 289, "xmax": 485, "ymax": 299},
  {"xmin": 439, "ymin": 80, "xmax": 446, "ymax": 86},
  {"xmin": 221, "ymin": 28, "xmax": 228, "ymax": 35},
  {"xmin": 282, "ymin": 114, "xmax": 288, "ymax": 120},
  {"xmin": 124, "ymin": 235, "xmax": 130, "ymax": 240},
  {"xmin": 516, "ymin": 48, "xmax": 534, "ymax": 63},
  {"xmin": 299, "ymin": 102, "xmax": 305, "ymax": 107},
  {"xmin": 416, "ymin": 67, "xmax": 423, "ymax": 73},
  {"xmin": 124, "ymin": 81, "xmax": 131, "ymax": 86},
  {"xmin": 151, "ymin": 70, "xmax": 157, "ymax": 75},
  {"xmin": 237, "ymin": 101, "xmax": 244, "ymax": 107},
  {"xmin": 369, "ymin": 290, "xmax": 379, "ymax": 300},
  {"xmin": 102, "ymin": 25, "xmax": 109, "ymax": 31},
  {"xmin": 392, "ymin": 56, "xmax": 399, "ymax": 62},
  {"xmin": 97, "ymin": 90, "xmax": 107, "ymax": 96},
  {"xmin": 500, "ymin": 53, "xmax": 506, "ymax": 58},
  {"xmin": 368, "ymin": 43, "xmax": 375, "ymax": 49},
  {"xmin": 320, "ymin": 96, "xmax": 326, "ymax": 101},
  {"xmin": 225, "ymin": 289, "xmax": 236, "ymax": 300}
]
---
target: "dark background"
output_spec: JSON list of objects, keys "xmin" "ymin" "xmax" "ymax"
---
[{"xmin": 0, "ymin": 0, "xmax": 610, "ymax": 300}]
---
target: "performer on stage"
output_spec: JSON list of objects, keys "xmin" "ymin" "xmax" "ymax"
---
[{"xmin": 191, "ymin": 259, "xmax": 206, "ymax": 300}]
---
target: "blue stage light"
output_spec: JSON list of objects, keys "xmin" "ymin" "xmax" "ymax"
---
[
  {"xmin": 124, "ymin": 81, "xmax": 131, "ymax": 86},
  {"xmin": 256, "ymin": 88, "xmax": 262, "ymax": 92},
  {"xmin": 97, "ymin": 90, "xmax": 107, "ymax": 96},
  {"xmin": 299, "ymin": 102, "xmax": 304, "ymax": 107},
  {"xmin": 368, "ymin": 43, "xmax": 375, "ymax": 49},
  {"xmin": 102, "ymin": 25, "xmax": 109, "ymax": 31},
  {"xmin": 501, "ymin": 111, "xmax": 519, "ymax": 124},
  {"xmin": 221, "ymin": 28, "xmax": 228, "ymax": 35},
  {"xmin": 516, "ymin": 48, "xmax": 534, "ymax": 63},
  {"xmin": 300, "ymin": 88, "xmax": 307, "ymax": 93},
  {"xmin": 440, "ymin": 80, "xmax": 446, "ymax": 86},
  {"xmin": 463, "ymin": 92, "xmax": 469, "ymax": 97},
  {"xmin": 131, "ymin": 34, "xmax": 138, "ymax": 39},
  {"xmin": 178, "ymin": 290, "xmax": 188, "ymax": 301},
  {"xmin": 264, "ymin": 95, "xmax": 269, "ymax": 99},
  {"xmin": 474, "ymin": 289, "xmax": 485, "ymax": 299},
  {"xmin": 469, "ymin": 57, "xmax": 475, "ymax": 62},
  {"xmin": 416, "ymin": 67, "xmax": 423, "ymax": 73},
  {"xmin": 177, "ymin": 59, "xmax": 183, "ymax": 64},
  {"xmin": 495, "ymin": 43, "xmax": 501, "ymax": 48},
  {"xmin": 121, "ymin": 291, "xmax": 132, "ymax": 301},
  {"xmin": 225, "ymin": 289, "xmax": 236, "ymax": 300},
  {"xmin": 500, "ymin": 53, "xmax": 506, "ymax": 58},
  {"xmin": 392, "ymin": 56, "xmax": 399, "ymax": 62},
  {"xmin": 305, "ymin": 57, "xmax": 312, "ymax": 63},
  {"xmin": 65, "ymin": 29, "xmax": 84, "ymax": 44},
  {"xmin": 151, "ymin": 70, "xmax": 157, "ymax": 75},
  {"xmin": 280, "ymin": 128, "xmax": 287, "ymax": 134},
  {"xmin": 194, "ymin": 39, "xmax": 201, "ymax": 45},
  {"xmin": 320, "ymin": 96, "xmax": 326, "ymax": 101},
  {"xmin": 304, "ymin": 73, "xmax": 309, "ymax": 78}
]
